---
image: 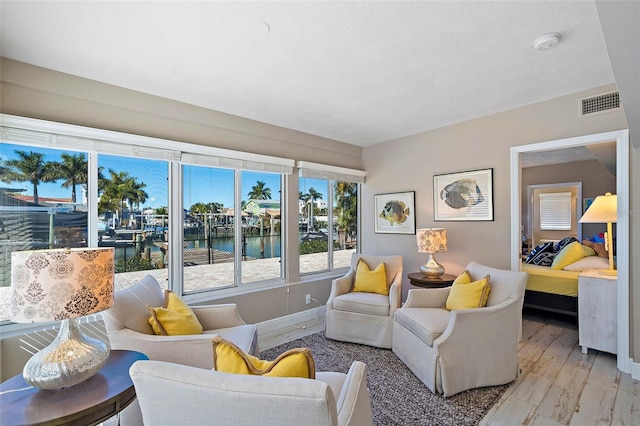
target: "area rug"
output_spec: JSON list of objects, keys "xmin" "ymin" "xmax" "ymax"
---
[{"xmin": 261, "ymin": 332, "xmax": 509, "ymax": 426}]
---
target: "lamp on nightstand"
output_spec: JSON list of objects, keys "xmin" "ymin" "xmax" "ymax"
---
[{"xmin": 579, "ymin": 192, "xmax": 617, "ymax": 276}]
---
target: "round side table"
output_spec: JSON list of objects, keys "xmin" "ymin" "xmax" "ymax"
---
[
  {"xmin": 408, "ymin": 272, "xmax": 456, "ymax": 288},
  {"xmin": 0, "ymin": 349, "xmax": 148, "ymax": 426}
]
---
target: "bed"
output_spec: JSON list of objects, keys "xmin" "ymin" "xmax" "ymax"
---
[
  {"xmin": 520, "ymin": 237, "xmax": 610, "ymax": 317},
  {"xmin": 521, "ymin": 263, "xmax": 579, "ymax": 317}
]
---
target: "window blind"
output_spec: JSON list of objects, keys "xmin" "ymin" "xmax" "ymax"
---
[
  {"xmin": 539, "ymin": 192, "xmax": 572, "ymax": 230},
  {"xmin": 297, "ymin": 161, "xmax": 366, "ymax": 183}
]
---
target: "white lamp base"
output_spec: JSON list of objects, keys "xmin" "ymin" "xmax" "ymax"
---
[{"xmin": 23, "ymin": 318, "xmax": 110, "ymax": 390}]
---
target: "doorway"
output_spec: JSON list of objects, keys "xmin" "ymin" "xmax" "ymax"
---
[{"xmin": 510, "ymin": 129, "xmax": 631, "ymax": 375}]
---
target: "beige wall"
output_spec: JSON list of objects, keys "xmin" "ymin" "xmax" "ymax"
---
[
  {"xmin": 521, "ymin": 159, "xmax": 617, "ymax": 242},
  {"xmin": 361, "ymin": 85, "xmax": 637, "ymax": 364}
]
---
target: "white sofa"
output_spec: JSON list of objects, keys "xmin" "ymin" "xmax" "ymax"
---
[
  {"xmin": 392, "ymin": 261, "xmax": 528, "ymax": 397},
  {"xmin": 130, "ymin": 359, "xmax": 374, "ymax": 426}
]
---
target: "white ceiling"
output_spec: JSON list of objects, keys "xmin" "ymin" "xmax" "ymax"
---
[{"xmin": 0, "ymin": 1, "xmax": 615, "ymax": 147}]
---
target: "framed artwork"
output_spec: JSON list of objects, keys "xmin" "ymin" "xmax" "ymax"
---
[
  {"xmin": 374, "ymin": 191, "xmax": 416, "ymax": 234},
  {"xmin": 434, "ymin": 168, "xmax": 494, "ymax": 221},
  {"xmin": 583, "ymin": 197, "xmax": 595, "ymax": 213}
]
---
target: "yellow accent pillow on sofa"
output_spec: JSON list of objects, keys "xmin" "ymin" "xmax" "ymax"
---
[
  {"xmin": 352, "ymin": 259, "xmax": 388, "ymax": 295},
  {"xmin": 445, "ymin": 272, "xmax": 491, "ymax": 310},
  {"xmin": 212, "ymin": 337, "xmax": 316, "ymax": 379},
  {"xmin": 551, "ymin": 241, "xmax": 585, "ymax": 270},
  {"xmin": 147, "ymin": 290, "xmax": 204, "ymax": 336}
]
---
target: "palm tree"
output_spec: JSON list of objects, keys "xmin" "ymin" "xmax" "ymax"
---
[
  {"xmin": 0, "ymin": 150, "xmax": 58, "ymax": 205},
  {"xmin": 334, "ymin": 182, "xmax": 358, "ymax": 249},
  {"xmin": 247, "ymin": 180, "xmax": 271, "ymax": 200},
  {"xmin": 53, "ymin": 153, "xmax": 87, "ymax": 203},
  {"xmin": 301, "ymin": 187, "xmax": 323, "ymax": 232}
]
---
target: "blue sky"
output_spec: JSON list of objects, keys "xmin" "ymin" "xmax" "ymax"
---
[{"xmin": 1, "ymin": 142, "xmax": 324, "ymax": 209}]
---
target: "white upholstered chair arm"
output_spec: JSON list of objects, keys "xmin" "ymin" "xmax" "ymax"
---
[
  {"xmin": 403, "ymin": 287, "xmax": 451, "ymax": 308},
  {"xmin": 108, "ymin": 329, "xmax": 217, "ymax": 369},
  {"xmin": 434, "ymin": 298, "xmax": 520, "ymax": 350},
  {"xmin": 328, "ymin": 270, "xmax": 355, "ymax": 302},
  {"xmin": 388, "ymin": 272, "xmax": 403, "ymax": 313},
  {"xmin": 192, "ymin": 303, "xmax": 246, "ymax": 329},
  {"xmin": 334, "ymin": 361, "xmax": 373, "ymax": 426}
]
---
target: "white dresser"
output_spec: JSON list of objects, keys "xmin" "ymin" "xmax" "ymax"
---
[{"xmin": 578, "ymin": 269, "xmax": 617, "ymax": 355}]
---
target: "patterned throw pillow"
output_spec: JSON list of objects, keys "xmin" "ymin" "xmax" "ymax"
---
[
  {"xmin": 525, "ymin": 242, "xmax": 555, "ymax": 266},
  {"xmin": 554, "ymin": 237, "xmax": 579, "ymax": 252}
]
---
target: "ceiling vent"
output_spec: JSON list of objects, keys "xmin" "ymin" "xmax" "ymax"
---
[{"xmin": 581, "ymin": 91, "xmax": 621, "ymax": 116}]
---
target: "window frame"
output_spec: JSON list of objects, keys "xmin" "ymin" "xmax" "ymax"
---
[{"xmin": 0, "ymin": 114, "xmax": 295, "ymax": 320}]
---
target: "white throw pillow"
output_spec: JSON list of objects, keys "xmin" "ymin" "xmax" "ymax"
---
[{"xmin": 563, "ymin": 256, "xmax": 610, "ymax": 271}]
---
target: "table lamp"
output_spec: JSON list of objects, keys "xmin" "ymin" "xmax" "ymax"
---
[
  {"xmin": 10, "ymin": 247, "xmax": 115, "ymax": 389},
  {"xmin": 417, "ymin": 228, "xmax": 447, "ymax": 277},
  {"xmin": 579, "ymin": 192, "xmax": 617, "ymax": 276}
]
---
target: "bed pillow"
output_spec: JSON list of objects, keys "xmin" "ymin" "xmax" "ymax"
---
[
  {"xmin": 551, "ymin": 241, "xmax": 585, "ymax": 270},
  {"xmin": 563, "ymin": 256, "xmax": 610, "ymax": 271},
  {"xmin": 553, "ymin": 236, "xmax": 579, "ymax": 252},
  {"xmin": 582, "ymin": 240, "xmax": 608, "ymax": 258},
  {"xmin": 525, "ymin": 242, "xmax": 555, "ymax": 266},
  {"xmin": 581, "ymin": 244, "xmax": 596, "ymax": 257}
]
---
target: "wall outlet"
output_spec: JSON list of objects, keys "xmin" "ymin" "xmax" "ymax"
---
[{"xmin": 305, "ymin": 294, "xmax": 312, "ymax": 305}]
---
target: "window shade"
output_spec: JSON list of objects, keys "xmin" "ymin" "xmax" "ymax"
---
[
  {"xmin": 539, "ymin": 192, "xmax": 572, "ymax": 230},
  {"xmin": 297, "ymin": 161, "xmax": 366, "ymax": 183},
  {"xmin": 1, "ymin": 114, "xmax": 294, "ymax": 174}
]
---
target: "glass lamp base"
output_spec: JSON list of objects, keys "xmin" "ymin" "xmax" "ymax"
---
[
  {"xmin": 23, "ymin": 318, "xmax": 110, "ymax": 390},
  {"xmin": 420, "ymin": 254, "xmax": 445, "ymax": 277}
]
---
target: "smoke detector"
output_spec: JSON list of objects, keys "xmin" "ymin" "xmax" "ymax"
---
[{"xmin": 533, "ymin": 32, "xmax": 561, "ymax": 51}]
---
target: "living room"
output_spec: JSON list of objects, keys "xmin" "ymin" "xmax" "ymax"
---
[{"xmin": 1, "ymin": 1, "xmax": 638, "ymax": 425}]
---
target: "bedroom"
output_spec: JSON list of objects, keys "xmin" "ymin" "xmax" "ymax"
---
[{"xmin": 520, "ymin": 142, "xmax": 617, "ymax": 318}]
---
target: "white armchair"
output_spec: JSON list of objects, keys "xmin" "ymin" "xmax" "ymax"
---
[
  {"xmin": 392, "ymin": 261, "xmax": 528, "ymax": 397},
  {"xmin": 102, "ymin": 275, "xmax": 259, "ymax": 425},
  {"xmin": 325, "ymin": 254, "xmax": 403, "ymax": 349},
  {"xmin": 130, "ymin": 359, "xmax": 374, "ymax": 426}
]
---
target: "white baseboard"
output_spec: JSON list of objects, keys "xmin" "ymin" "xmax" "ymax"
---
[
  {"xmin": 631, "ymin": 359, "xmax": 640, "ymax": 381},
  {"xmin": 256, "ymin": 306, "xmax": 326, "ymax": 350}
]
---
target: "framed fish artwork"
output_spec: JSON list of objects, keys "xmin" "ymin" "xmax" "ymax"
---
[
  {"xmin": 433, "ymin": 168, "xmax": 494, "ymax": 221},
  {"xmin": 374, "ymin": 191, "xmax": 416, "ymax": 234}
]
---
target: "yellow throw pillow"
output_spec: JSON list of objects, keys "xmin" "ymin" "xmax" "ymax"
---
[
  {"xmin": 147, "ymin": 290, "xmax": 204, "ymax": 336},
  {"xmin": 352, "ymin": 259, "xmax": 388, "ymax": 295},
  {"xmin": 212, "ymin": 337, "xmax": 316, "ymax": 379},
  {"xmin": 445, "ymin": 274, "xmax": 491, "ymax": 310},
  {"xmin": 551, "ymin": 241, "xmax": 585, "ymax": 270}
]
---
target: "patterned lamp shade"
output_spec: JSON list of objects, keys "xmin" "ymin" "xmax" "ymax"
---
[
  {"xmin": 10, "ymin": 247, "xmax": 115, "ymax": 389},
  {"xmin": 10, "ymin": 247, "xmax": 115, "ymax": 323},
  {"xmin": 416, "ymin": 228, "xmax": 448, "ymax": 254}
]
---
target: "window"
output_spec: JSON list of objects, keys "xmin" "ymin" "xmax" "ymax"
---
[
  {"xmin": 539, "ymin": 192, "xmax": 572, "ymax": 230},
  {"xmin": 298, "ymin": 162, "xmax": 365, "ymax": 275},
  {"xmin": 0, "ymin": 115, "xmax": 294, "ymax": 322}
]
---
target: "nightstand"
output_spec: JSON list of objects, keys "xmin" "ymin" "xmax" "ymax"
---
[{"xmin": 578, "ymin": 269, "xmax": 617, "ymax": 355}]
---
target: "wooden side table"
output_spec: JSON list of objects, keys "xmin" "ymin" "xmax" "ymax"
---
[
  {"xmin": 408, "ymin": 272, "xmax": 456, "ymax": 288},
  {"xmin": 578, "ymin": 269, "xmax": 617, "ymax": 355},
  {"xmin": 0, "ymin": 349, "xmax": 148, "ymax": 426}
]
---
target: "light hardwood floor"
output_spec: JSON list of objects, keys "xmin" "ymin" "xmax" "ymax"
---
[{"xmin": 260, "ymin": 311, "xmax": 639, "ymax": 426}]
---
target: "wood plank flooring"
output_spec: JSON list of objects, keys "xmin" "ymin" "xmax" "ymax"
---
[
  {"xmin": 260, "ymin": 310, "xmax": 639, "ymax": 426},
  {"xmin": 479, "ymin": 311, "xmax": 639, "ymax": 425}
]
